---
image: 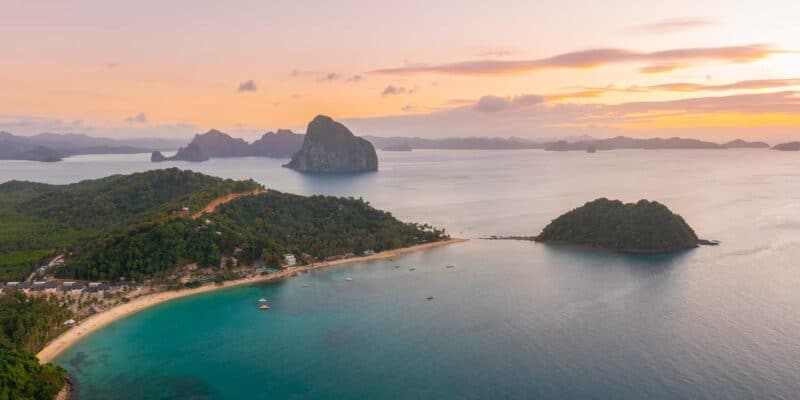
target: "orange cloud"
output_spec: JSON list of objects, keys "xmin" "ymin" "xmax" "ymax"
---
[
  {"xmin": 545, "ymin": 90, "xmax": 607, "ymax": 101},
  {"xmin": 546, "ymin": 78, "xmax": 800, "ymax": 101},
  {"xmin": 639, "ymin": 64, "xmax": 686, "ymax": 74},
  {"xmin": 372, "ymin": 44, "xmax": 783, "ymax": 76},
  {"xmin": 626, "ymin": 17, "xmax": 715, "ymax": 35}
]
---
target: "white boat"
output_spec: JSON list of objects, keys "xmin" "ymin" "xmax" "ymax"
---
[
  {"xmin": 258, "ymin": 298, "xmax": 267, "ymax": 302},
  {"xmin": 345, "ymin": 277, "xmax": 353, "ymax": 281},
  {"xmin": 259, "ymin": 304, "xmax": 270, "ymax": 310}
]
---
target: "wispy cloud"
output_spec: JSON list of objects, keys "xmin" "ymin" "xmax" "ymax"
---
[
  {"xmin": 547, "ymin": 78, "xmax": 800, "ymax": 101},
  {"xmin": 0, "ymin": 113, "xmax": 197, "ymax": 138},
  {"xmin": 320, "ymin": 73, "xmax": 340, "ymax": 81},
  {"xmin": 627, "ymin": 17, "xmax": 716, "ymax": 35},
  {"xmin": 343, "ymin": 91, "xmax": 800, "ymax": 140},
  {"xmin": 382, "ymin": 85, "xmax": 415, "ymax": 96},
  {"xmin": 346, "ymin": 74, "xmax": 364, "ymax": 83},
  {"xmin": 124, "ymin": 112, "xmax": 147, "ymax": 123},
  {"xmin": 479, "ymin": 49, "xmax": 514, "ymax": 57},
  {"xmin": 640, "ymin": 64, "xmax": 686, "ymax": 74},
  {"xmin": 473, "ymin": 95, "xmax": 544, "ymax": 112},
  {"xmin": 372, "ymin": 44, "xmax": 783, "ymax": 76},
  {"xmin": 238, "ymin": 80, "xmax": 257, "ymax": 92}
]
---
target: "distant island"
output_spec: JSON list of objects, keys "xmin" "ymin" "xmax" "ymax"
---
[
  {"xmin": 772, "ymin": 142, "xmax": 800, "ymax": 151},
  {"xmin": 382, "ymin": 143, "xmax": 413, "ymax": 152},
  {"xmin": 3, "ymin": 126, "xmax": 782, "ymax": 164},
  {"xmin": 151, "ymin": 128, "xmax": 304, "ymax": 162},
  {"xmin": 365, "ymin": 135, "xmax": 549, "ymax": 150},
  {"xmin": 0, "ymin": 131, "xmax": 181, "ymax": 162},
  {"xmin": 533, "ymin": 198, "xmax": 710, "ymax": 253},
  {"xmin": 284, "ymin": 115, "xmax": 378, "ymax": 173},
  {"xmin": 723, "ymin": 139, "xmax": 770, "ymax": 148},
  {"xmin": 543, "ymin": 136, "xmax": 769, "ymax": 152}
]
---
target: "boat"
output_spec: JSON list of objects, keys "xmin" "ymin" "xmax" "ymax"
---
[
  {"xmin": 427, "ymin": 296, "xmax": 434, "ymax": 300},
  {"xmin": 345, "ymin": 277, "xmax": 353, "ymax": 281},
  {"xmin": 303, "ymin": 284, "xmax": 310, "ymax": 288},
  {"xmin": 258, "ymin": 298, "xmax": 267, "ymax": 303},
  {"xmin": 445, "ymin": 265, "xmax": 455, "ymax": 269},
  {"xmin": 409, "ymin": 268, "xmax": 416, "ymax": 271},
  {"xmin": 259, "ymin": 304, "xmax": 270, "ymax": 310}
]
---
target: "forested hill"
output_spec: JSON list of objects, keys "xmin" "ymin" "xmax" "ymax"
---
[
  {"xmin": 0, "ymin": 169, "xmax": 261, "ymax": 281},
  {"xmin": 61, "ymin": 190, "xmax": 447, "ymax": 281},
  {"xmin": 1, "ymin": 169, "xmax": 447, "ymax": 282},
  {"xmin": 14, "ymin": 168, "xmax": 261, "ymax": 230}
]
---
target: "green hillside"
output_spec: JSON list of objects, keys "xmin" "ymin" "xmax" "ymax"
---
[{"xmin": 0, "ymin": 169, "xmax": 261, "ymax": 281}]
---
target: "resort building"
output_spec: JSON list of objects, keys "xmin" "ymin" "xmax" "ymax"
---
[{"xmin": 284, "ymin": 254, "xmax": 297, "ymax": 267}]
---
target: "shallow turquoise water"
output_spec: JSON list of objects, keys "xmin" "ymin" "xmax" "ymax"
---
[{"xmin": 4, "ymin": 149, "xmax": 800, "ymax": 398}]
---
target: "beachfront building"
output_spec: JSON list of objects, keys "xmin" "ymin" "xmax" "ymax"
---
[{"xmin": 284, "ymin": 254, "xmax": 297, "ymax": 267}]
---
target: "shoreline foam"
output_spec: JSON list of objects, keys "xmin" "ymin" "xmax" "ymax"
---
[{"xmin": 36, "ymin": 238, "xmax": 467, "ymax": 363}]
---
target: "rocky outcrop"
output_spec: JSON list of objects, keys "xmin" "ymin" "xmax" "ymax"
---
[
  {"xmin": 150, "ymin": 151, "xmax": 167, "ymax": 162},
  {"xmin": 251, "ymin": 129, "xmax": 305, "ymax": 158},
  {"xmin": 151, "ymin": 142, "xmax": 210, "ymax": 162},
  {"xmin": 189, "ymin": 129, "xmax": 251, "ymax": 157},
  {"xmin": 284, "ymin": 115, "xmax": 378, "ymax": 173},
  {"xmin": 150, "ymin": 128, "xmax": 306, "ymax": 162}
]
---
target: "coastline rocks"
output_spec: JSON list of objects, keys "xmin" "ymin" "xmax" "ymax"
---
[
  {"xmin": 284, "ymin": 115, "xmax": 378, "ymax": 173},
  {"xmin": 535, "ymin": 198, "xmax": 701, "ymax": 253}
]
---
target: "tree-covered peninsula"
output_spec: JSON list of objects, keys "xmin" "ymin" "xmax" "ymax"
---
[
  {"xmin": 0, "ymin": 168, "xmax": 448, "ymax": 282},
  {"xmin": 535, "ymin": 198, "xmax": 701, "ymax": 253}
]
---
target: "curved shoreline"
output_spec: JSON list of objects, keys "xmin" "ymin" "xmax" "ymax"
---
[{"xmin": 37, "ymin": 238, "xmax": 467, "ymax": 364}]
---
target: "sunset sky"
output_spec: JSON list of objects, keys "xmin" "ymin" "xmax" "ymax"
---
[{"xmin": 2, "ymin": 0, "xmax": 799, "ymax": 141}]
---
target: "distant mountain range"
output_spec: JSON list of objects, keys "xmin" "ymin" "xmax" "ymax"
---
[
  {"xmin": 363, "ymin": 136, "xmax": 551, "ymax": 150},
  {"xmin": 542, "ymin": 136, "xmax": 771, "ymax": 151},
  {"xmin": 0, "ymin": 132, "xmax": 184, "ymax": 162},
  {"xmin": 2, "ymin": 129, "xmax": 794, "ymax": 163}
]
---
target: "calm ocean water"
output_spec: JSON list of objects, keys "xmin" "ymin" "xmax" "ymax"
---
[{"xmin": 3, "ymin": 149, "xmax": 800, "ymax": 399}]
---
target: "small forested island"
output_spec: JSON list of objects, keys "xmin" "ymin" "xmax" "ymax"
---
[
  {"xmin": 534, "ymin": 198, "xmax": 706, "ymax": 253},
  {"xmin": 285, "ymin": 115, "xmax": 378, "ymax": 173}
]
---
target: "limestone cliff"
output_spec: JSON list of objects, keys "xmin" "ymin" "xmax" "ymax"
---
[{"xmin": 284, "ymin": 116, "xmax": 378, "ymax": 173}]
